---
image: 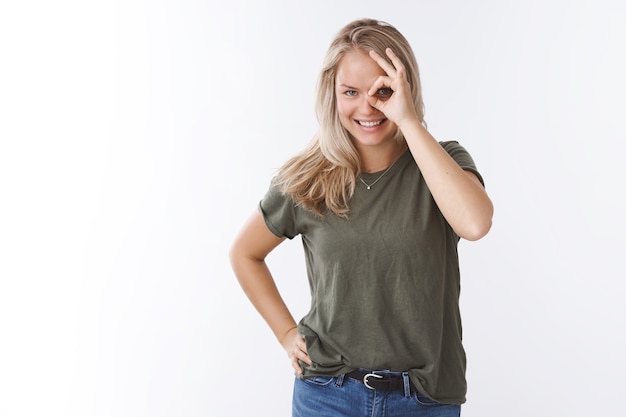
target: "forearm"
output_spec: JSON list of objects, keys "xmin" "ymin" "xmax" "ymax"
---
[
  {"xmin": 400, "ymin": 119, "xmax": 493, "ymax": 240},
  {"xmin": 231, "ymin": 255, "xmax": 298, "ymax": 344},
  {"xmin": 229, "ymin": 211, "xmax": 311, "ymax": 374}
]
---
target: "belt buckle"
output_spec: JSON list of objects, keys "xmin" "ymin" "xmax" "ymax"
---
[{"xmin": 363, "ymin": 373, "xmax": 383, "ymax": 390}]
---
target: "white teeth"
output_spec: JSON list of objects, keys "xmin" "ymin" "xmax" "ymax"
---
[{"xmin": 358, "ymin": 120, "xmax": 382, "ymax": 127}]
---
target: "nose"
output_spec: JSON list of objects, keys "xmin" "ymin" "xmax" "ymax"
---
[{"xmin": 359, "ymin": 96, "xmax": 378, "ymax": 115}]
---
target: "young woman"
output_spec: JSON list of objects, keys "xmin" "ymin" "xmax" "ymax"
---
[{"xmin": 229, "ymin": 18, "xmax": 493, "ymax": 417}]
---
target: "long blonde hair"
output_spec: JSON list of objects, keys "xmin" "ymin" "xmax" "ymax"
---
[{"xmin": 274, "ymin": 19, "xmax": 425, "ymax": 217}]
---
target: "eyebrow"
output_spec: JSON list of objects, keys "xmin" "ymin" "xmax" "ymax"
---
[{"xmin": 337, "ymin": 83, "xmax": 359, "ymax": 89}]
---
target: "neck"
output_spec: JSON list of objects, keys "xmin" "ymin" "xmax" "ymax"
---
[{"xmin": 359, "ymin": 142, "xmax": 407, "ymax": 173}]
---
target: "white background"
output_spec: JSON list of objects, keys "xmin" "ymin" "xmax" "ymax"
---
[{"xmin": 1, "ymin": 1, "xmax": 625, "ymax": 416}]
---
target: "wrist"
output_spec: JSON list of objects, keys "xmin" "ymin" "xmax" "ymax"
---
[
  {"xmin": 278, "ymin": 325, "xmax": 298, "ymax": 346},
  {"xmin": 395, "ymin": 114, "xmax": 423, "ymax": 133}
]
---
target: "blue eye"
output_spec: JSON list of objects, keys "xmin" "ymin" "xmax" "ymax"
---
[
  {"xmin": 344, "ymin": 90, "xmax": 358, "ymax": 97},
  {"xmin": 377, "ymin": 88, "xmax": 393, "ymax": 96}
]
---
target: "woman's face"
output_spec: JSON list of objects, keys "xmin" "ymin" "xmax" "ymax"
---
[{"xmin": 335, "ymin": 49, "xmax": 397, "ymax": 150}]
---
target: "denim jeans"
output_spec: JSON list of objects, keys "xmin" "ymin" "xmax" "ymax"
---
[{"xmin": 292, "ymin": 371, "xmax": 461, "ymax": 417}]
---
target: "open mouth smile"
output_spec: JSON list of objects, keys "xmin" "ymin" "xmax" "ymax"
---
[{"xmin": 357, "ymin": 119, "xmax": 386, "ymax": 127}]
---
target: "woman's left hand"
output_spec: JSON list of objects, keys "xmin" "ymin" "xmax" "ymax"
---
[{"xmin": 367, "ymin": 48, "xmax": 419, "ymax": 128}]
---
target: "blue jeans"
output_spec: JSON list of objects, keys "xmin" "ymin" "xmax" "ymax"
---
[{"xmin": 292, "ymin": 371, "xmax": 461, "ymax": 417}]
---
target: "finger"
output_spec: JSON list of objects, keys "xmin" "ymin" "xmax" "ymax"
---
[
  {"xmin": 290, "ymin": 344, "xmax": 306, "ymax": 360},
  {"xmin": 290, "ymin": 349, "xmax": 312, "ymax": 375},
  {"xmin": 367, "ymin": 95, "xmax": 382, "ymax": 111},
  {"xmin": 300, "ymin": 352, "xmax": 313, "ymax": 366},
  {"xmin": 297, "ymin": 342, "xmax": 313, "ymax": 366},
  {"xmin": 296, "ymin": 337, "xmax": 307, "ymax": 353},
  {"xmin": 288, "ymin": 347, "xmax": 305, "ymax": 374},
  {"xmin": 291, "ymin": 356, "xmax": 303, "ymax": 375},
  {"xmin": 297, "ymin": 336, "xmax": 307, "ymax": 348},
  {"xmin": 369, "ymin": 50, "xmax": 397, "ymax": 77},
  {"xmin": 385, "ymin": 48, "xmax": 406, "ymax": 73},
  {"xmin": 367, "ymin": 75, "xmax": 393, "ymax": 96}
]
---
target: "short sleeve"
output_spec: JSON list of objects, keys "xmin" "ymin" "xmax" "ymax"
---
[
  {"xmin": 440, "ymin": 141, "xmax": 485, "ymax": 187},
  {"xmin": 258, "ymin": 180, "xmax": 300, "ymax": 239}
]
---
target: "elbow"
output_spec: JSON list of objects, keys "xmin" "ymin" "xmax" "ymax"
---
[
  {"xmin": 228, "ymin": 239, "xmax": 265, "ymax": 276},
  {"xmin": 228, "ymin": 243, "xmax": 250, "ymax": 271},
  {"xmin": 228, "ymin": 244, "xmax": 237, "ymax": 268},
  {"xmin": 228, "ymin": 241, "xmax": 246, "ymax": 272},
  {"xmin": 457, "ymin": 203, "xmax": 494, "ymax": 241},
  {"xmin": 460, "ymin": 217, "xmax": 492, "ymax": 241},
  {"xmin": 228, "ymin": 243, "xmax": 251, "ymax": 287}
]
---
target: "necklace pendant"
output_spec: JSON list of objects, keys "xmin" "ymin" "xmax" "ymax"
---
[{"xmin": 359, "ymin": 155, "xmax": 401, "ymax": 192}]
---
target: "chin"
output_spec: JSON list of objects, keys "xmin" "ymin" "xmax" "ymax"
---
[{"xmin": 352, "ymin": 130, "xmax": 398, "ymax": 147}]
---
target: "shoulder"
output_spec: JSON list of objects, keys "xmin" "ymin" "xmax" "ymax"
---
[
  {"xmin": 259, "ymin": 179, "xmax": 301, "ymax": 239},
  {"xmin": 261, "ymin": 178, "xmax": 295, "ymax": 210}
]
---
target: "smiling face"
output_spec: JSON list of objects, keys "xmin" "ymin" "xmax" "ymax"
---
[{"xmin": 335, "ymin": 49, "xmax": 398, "ymax": 150}]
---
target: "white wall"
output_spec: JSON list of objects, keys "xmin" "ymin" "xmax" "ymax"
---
[{"xmin": 1, "ymin": 1, "xmax": 624, "ymax": 416}]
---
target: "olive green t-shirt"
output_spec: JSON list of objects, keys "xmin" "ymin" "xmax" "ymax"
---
[{"xmin": 259, "ymin": 141, "xmax": 484, "ymax": 404}]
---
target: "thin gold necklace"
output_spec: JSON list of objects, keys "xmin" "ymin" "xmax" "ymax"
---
[{"xmin": 359, "ymin": 158, "xmax": 399, "ymax": 190}]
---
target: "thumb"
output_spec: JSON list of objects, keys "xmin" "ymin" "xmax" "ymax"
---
[{"xmin": 367, "ymin": 95, "xmax": 384, "ymax": 112}]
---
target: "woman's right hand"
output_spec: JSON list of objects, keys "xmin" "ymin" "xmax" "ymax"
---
[{"xmin": 280, "ymin": 326, "xmax": 312, "ymax": 375}]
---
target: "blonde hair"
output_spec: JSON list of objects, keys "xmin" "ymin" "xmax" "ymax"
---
[{"xmin": 274, "ymin": 18, "xmax": 425, "ymax": 217}]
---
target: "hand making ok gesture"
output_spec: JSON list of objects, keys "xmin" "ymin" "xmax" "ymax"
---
[{"xmin": 367, "ymin": 48, "xmax": 420, "ymax": 130}]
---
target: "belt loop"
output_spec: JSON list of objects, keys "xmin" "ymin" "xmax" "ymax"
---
[
  {"xmin": 402, "ymin": 372, "xmax": 411, "ymax": 398},
  {"xmin": 335, "ymin": 373, "xmax": 345, "ymax": 387}
]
